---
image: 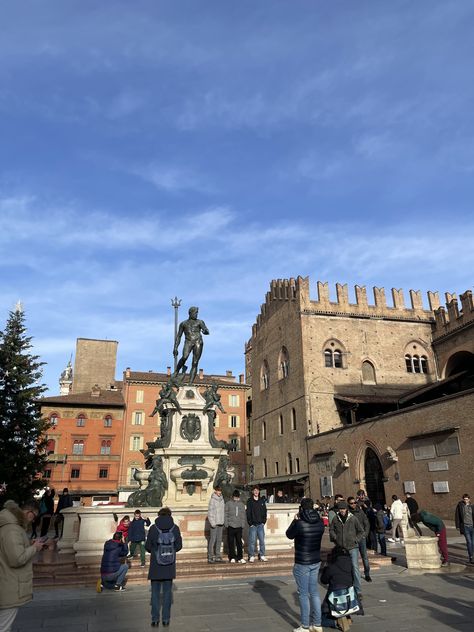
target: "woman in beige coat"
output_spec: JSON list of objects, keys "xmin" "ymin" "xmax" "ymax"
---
[{"xmin": 0, "ymin": 499, "xmax": 43, "ymax": 632}]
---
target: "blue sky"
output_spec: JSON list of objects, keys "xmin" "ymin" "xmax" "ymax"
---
[{"xmin": 1, "ymin": 0, "xmax": 474, "ymax": 393}]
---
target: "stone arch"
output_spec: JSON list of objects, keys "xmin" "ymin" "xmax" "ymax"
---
[
  {"xmin": 278, "ymin": 346, "xmax": 290, "ymax": 379},
  {"xmin": 444, "ymin": 350, "xmax": 474, "ymax": 378},
  {"xmin": 361, "ymin": 359, "xmax": 376, "ymax": 384},
  {"xmin": 363, "ymin": 445, "xmax": 386, "ymax": 507}
]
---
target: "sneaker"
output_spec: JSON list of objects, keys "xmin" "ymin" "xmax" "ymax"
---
[
  {"xmin": 310, "ymin": 627, "xmax": 323, "ymax": 632},
  {"xmin": 238, "ymin": 558, "xmax": 247, "ymax": 564},
  {"xmin": 364, "ymin": 575, "xmax": 372, "ymax": 582},
  {"xmin": 140, "ymin": 563, "xmax": 146, "ymax": 567},
  {"xmin": 215, "ymin": 557, "xmax": 224, "ymax": 563},
  {"xmin": 114, "ymin": 585, "xmax": 126, "ymax": 591},
  {"xmin": 400, "ymin": 540, "xmax": 405, "ymax": 545},
  {"xmin": 293, "ymin": 627, "xmax": 309, "ymax": 632},
  {"xmin": 395, "ymin": 538, "xmax": 400, "ymax": 542},
  {"xmin": 387, "ymin": 538, "xmax": 395, "ymax": 543},
  {"xmin": 230, "ymin": 558, "xmax": 236, "ymax": 563},
  {"xmin": 208, "ymin": 558, "xmax": 215, "ymax": 564},
  {"xmin": 441, "ymin": 561, "xmax": 450, "ymax": 567},
  {"xmin": 260, "ymin": 555, "xmax": 268, "ymax": 562},
  {"xmin": 249, "ymin": 556, "xmax": 255, "ymax": 563}
]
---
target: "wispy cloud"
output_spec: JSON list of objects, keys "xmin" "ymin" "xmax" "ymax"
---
[{"xmin": 130, "ymin": 163, "xmax": 216, "ymax": 194}]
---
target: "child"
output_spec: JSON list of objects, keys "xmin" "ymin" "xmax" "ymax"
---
[{"xmin": 116, "ymin": 515, "xmax": 130, "ymax": 542}]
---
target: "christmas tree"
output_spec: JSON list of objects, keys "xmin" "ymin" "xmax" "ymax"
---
[{"xmin": 0, "ymin": 303, "xmax": 50, "ymax": 505}]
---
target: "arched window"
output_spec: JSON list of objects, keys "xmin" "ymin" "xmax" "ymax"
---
[
  {"xmin": 278, "ymin": 414, "xmax": 284, "ymax": 435},
  {"xmin": 104, "ymin": 415, "xmax": 112, "ymax": 428},
  {"xmin": 405, "ymin": 354, "xmax": 429, "ymax": 374},
  {"xmin": 324, "ymin": 349, "xmax": 343, "ymax": 369},
  {"xmin": 263, "ymin": 458, "xmax": 268, "ymax": 477},
  {"xmin": 287, "ymin": 452, "xmax": 293, "ymax": 474},
  {"xmin": 100, "ymin": 440, "xmax": 111, "ymax": 455},
  {"xmin": 76, "ymin": 414, "xmax": 86, "ymax": 427},
  {"xmin": 260, "ymin": 360, "xmax": 269, "ymax": 390},
  {"xmin": 46, "ymin": 439, "xmax": 56, "ymax": 454},
  {"xmin": 278, "ymin": 347, "xmax": 290, "ymax": 379},
  {"xmin": 50, "ymin": 413, "xmax": 58, "ymax": 427},
  {"xmin": 362, "ymin": 360, "xmax": 376, "ymax": 383},
  {"xmin": 291, "ymin": 408, "xmax": 297, "ymax": 431},
  {"xmin": 72, "ymin": 439, "xmax": 84, "ymax": 455}
]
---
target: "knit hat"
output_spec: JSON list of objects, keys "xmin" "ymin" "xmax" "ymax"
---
[{"xmin": 337, "ymin": 501, "xmax": 348, "ymax": 510}]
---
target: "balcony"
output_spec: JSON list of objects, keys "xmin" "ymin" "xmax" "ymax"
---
[{"xmin": 46, "ymin": 453, "xmax": 68, "ymax": 463}]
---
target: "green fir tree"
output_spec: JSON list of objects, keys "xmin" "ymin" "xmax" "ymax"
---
[{"xmin": 0, "ymin": 304, "xmax": 49, "ymax": 505}]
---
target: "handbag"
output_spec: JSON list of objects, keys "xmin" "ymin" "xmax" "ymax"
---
[{"xmin": 328, "ymin": 586, "xmax": 360, "ymax": 618}]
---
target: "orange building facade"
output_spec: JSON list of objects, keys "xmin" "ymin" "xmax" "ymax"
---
[
  {"xmin": 118, "ymin": 368, "xmax": 249, "ymax": 501},
  {"xmin": 40, "ymin": 387, "xmax": 125, "ymax": 506}
]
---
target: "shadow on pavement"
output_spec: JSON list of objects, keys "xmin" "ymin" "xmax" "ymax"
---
[{"xmin": 252, "ymin": 579, "xmax": 299, "ymax": 628}]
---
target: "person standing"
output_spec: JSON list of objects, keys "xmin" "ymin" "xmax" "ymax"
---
[
  {"xmin": 413, "ymin": 510, "xmax": 449, "ymax": 566},
  {"xmin": 388, "ymin": 495, "xmax": 404, "ymax": 543},
  {"xmin": 286, "ymin": 498, "xmax": 325, "ymax": 632},
  {"xmin": 455, "ymin": 493, "xmax": 473, "ymax": 564},
  {"xmin": 246, "ymin": 485, "xmax": 268, "ymax": 562},
  {"xmin": 404, "ymin": 492, "xmax": 422, "ymax": 536},
  {"xmin": 99, "ymin": 531, "xmax": 129, "ymax": 591},
  {"xmin": 127, "ymin": 510, "xmax": 151, "ymax": 567},
  {"xmin": 224, "ymin": 489, "xmax": 247, "ymax": 564},
  {"xmin": 0, "ymin": 499, "xmax": 44, "ymax": 632},
  {"xmin": 54, "ymin": 487, "xmax": 73, "ymax": 538},
  {"xmin": 145, "ymin": 507, "xmax": 182, "ymax": 627},
  {"xmin": 328, "ymin": 495, "xmax": 344, "ymax": 525},
  {"xmin": 374, "ymin": 504, "xmax": 387, "ymax": 556},
  {"xmin": 207, "ymin": 486, "xmax": 225, "ymax": 563},
  {"xmin": 39, "ymin": 488, "xmax": 55, "ymax": 537},
  {"xmin": 347, "ymin": 496, "xmax": 371, "ymax": 582},
  {"xmin": 329, "ymin": 501, "xmax": 365, "ymax": 600}
]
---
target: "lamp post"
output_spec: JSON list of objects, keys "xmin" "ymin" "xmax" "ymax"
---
[{"xmin": 171, "ymin": 297, "xmax": 181, "ymax": 371}]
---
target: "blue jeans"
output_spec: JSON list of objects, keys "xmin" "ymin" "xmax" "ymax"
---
[
  {"xmin": 464, "ymin": 525, "xmax": 473, "ymax": 559},
  {"xmin": 151, "ymin": 580, "xmax": 173, "ymax": 623},
  {"xmin": 349, "ymin": 548, "xmax": 361, "ymax": 595},
  {"xmin": 293, "ymin": 563, "xmax": 322, "ymax": 628},
  {"xmin": 377, "ymin": 533, "xmax": 387, "ymax": 556},
  {"xmin": 358, "ymin": 538, "xmax": 370, "ymax": 575},
  {"xmin": 101, "ymin": 563, "xmax": 128, "ymax": 587},
  {"xmin": 248, "ymin": 524, "xmax": 265, "ymax": 558}
]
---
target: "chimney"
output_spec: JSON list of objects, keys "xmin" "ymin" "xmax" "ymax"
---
[
  {"xmin": 166, "ymin": 366, "xmax": 171, "ymax": 376},
  {"xmin": 226, "ymin": 370, "xmax": 233, "ymax": 377},
  {"xmin": 199, "ymin": 368, "xmax": 204, "ymax": 380},
  {"xmin": 239, "ymin": 373, "xmax": 244, "ymax": 384},
  {"xmin": 125, "ymin": 367, "xmax": 131, "ymax": 378}
]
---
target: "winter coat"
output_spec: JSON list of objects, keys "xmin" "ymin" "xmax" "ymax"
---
[
  {"xmin": 320, "ymin": 553, "xmax": 353, "ymax": 591},
  {"xmin": 145, "ymin": 514, "xmax": 182, "ymax": 581},
  {"xmin": 100, "ymin": 539, "xmax": 128, "ymax": 576},
  {"xmin": 224, "ymin": 499, "xmax": 246, "ymax": 529},
  {"xmin": 390, "ymin": 499, "xmax": 404, "ymax": 520},
  {"xmin": 0, "ymin": 500, "xmax": 38, "ymax": 609},
  {"xmin": 405, "ymin": 496, "xmax": 419, "ymax": 517},
  {"xmin": 128, "ymin": 516, "xmax": 151, "ymax": 542},
  {"xmin": 455, "ymin": 501, "xmax": 473, "ymax": 535},
  {"xmin": 329, "ymin": 512, "xmax": 364, "ymax": 551},
  {"xmin": 39, "ymin": 492, "xmax": 54, "ymax": 517},
  {"xmin": 208, "ymin": 493, "xmax": 225, "ymax": 528},
  {"xmin": 246, "ymin": 495, "xmax": 267, "ymax": 526},
  {"xmin": 419, "ymin": 510, "xmax": 445, "ymax": 534},
  {"xmin": 375, "ymin": 509, "xmax": 386, "ymax": 534},
  {"xmin": 55, "ymin": 493, "xmax": 73, "ymax": 515},
  {"xmin": 350, "ymin": 507, "xmax": 369, "ymax": 537},
  {"xmin": 286, "ymin": 508, "xmax": 325, "ymax": 565},
  {"xmin": 116, "ymin": 519, "xmax": 130, "ymax": 541}
]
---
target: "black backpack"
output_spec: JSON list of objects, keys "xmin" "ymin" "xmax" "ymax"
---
[{"xmin": 155, "ymin": 525, "xmax": 176, "ymax": 565}]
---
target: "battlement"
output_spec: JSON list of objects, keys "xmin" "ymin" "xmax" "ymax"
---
[
  {"xmin": 251, "ymin": 277, "xmax": 440, "ymax": 337},
  {"xmin": 433, "ymin": 290, "xmax": 474, "ymax": 340}
]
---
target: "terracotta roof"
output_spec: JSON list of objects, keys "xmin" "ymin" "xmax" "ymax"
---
[
  {"xmin": 125, "ymin": 370, "xmax": 248, "ymax": 387},
  {"xmin": 334, "ymin": 394, "xmax": 402, "ymax": 405},
  {"xmin": 398, "ymin": 371, "xmax": 469, "ymax": 405},
  {"xmin": 39, "ymin": 390, "xmax": 125, "ymax": 407}
]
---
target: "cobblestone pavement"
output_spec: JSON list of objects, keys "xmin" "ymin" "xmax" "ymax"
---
[{"xmin": 13, "ymin": 561, "xmax": 474, "ymax": 632}]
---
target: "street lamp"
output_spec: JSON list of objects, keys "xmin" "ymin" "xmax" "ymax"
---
[{"xmin": 170, "ymin": 297, "xmax": 181, "ymax": 371}]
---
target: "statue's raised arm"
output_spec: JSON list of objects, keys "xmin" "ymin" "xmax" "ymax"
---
[{"xmin": 173, "ymin": 306, "xmax": 209, "ymax": 384}]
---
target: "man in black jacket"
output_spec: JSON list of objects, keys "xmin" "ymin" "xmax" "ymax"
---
[
  {"xmin": 348, "ymin": 496, "xmax": 371, "ymax": 583},
  {"xmin": 405, "ymin": 492, "xmax": 422, "ymax": 536},
  {"xmin": 455, "ymin": 493, "xmax": 473, "ymax": 564},
  {"xmin": 246, "ymin": 486, "xmax": 267, "ymax": 562},
  {"xmin": 329, "ymin": 501, "xmax": 365, "ymax": 600},
  {"xmin": 54, "ymin": 488, "xmax": 73, "ymax": 538},
  {"xmin": 286, "ymin": 498, "xmax": 325, "ymax": 632}
]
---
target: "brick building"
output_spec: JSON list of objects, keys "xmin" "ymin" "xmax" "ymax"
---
[
  {"xmin": 246, "ymin": 277, "xmax": 474, "ymax": 517},
  {"xmin": 118, "ymin": 368, "xmax": 249, "ymax": 501}
]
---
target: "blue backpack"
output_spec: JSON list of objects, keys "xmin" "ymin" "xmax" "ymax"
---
[{"xmin": 155, "ymin": 525, "xmax": 176, "ymax": 565}]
